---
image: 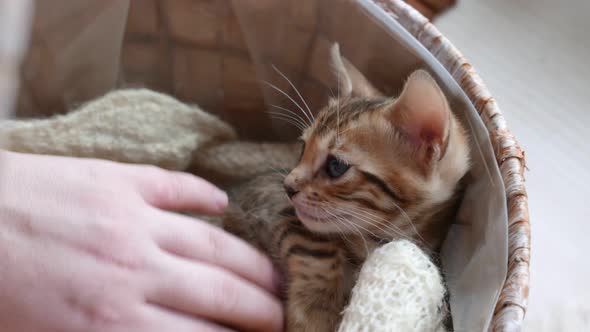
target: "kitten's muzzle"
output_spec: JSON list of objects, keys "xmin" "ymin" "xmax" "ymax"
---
[{"xmin": 284, "ymin": 184, "xmax": 299, "ymax": 199}]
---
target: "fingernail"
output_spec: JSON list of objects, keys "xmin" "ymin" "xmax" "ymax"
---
[{"xmin": 214, "ymin": 190, "xmax": 228, "ymax": 210}]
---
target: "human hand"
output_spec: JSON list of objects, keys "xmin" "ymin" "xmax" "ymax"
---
[{"xmin": 0, "ymin": 151, "xmax": 283, "ymax": 332}]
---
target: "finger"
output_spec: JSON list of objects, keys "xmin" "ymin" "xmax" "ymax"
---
[
  {"xmin": 124, "ymin": 165, "xmax": 228, "ymax": 214},
  {"xmin": 147, "ymin": 254, "xmax": 284, "ymax": 332},
  {"xmin": 149, "ymin": 209, "xmax": 281, "ymax": 295},
  {"xmin": 140, "ymin": 304, "xmax": 237, "ymax": 332}
]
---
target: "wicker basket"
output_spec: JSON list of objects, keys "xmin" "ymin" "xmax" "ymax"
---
[
  {"xmin": 373, "ymin": 2, "xmax": 530, "ymax": 331},
  {"xmin": 1, "ymin": 0, "xmax": 529, "ymax": 331}
]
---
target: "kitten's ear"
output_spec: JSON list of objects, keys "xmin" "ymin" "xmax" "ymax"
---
[
  {"xmin": 390, "ymin": 69, "xmax": 451, "ymax": 165},
  {"xmin": 329, "ymin": 43, "xmax": 381, "ymax": 98}
]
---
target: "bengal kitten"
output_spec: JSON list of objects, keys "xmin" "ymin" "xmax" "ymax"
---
[{"xmin": 220, "ymin": 45, "xmax": 471, "ymax": 332}]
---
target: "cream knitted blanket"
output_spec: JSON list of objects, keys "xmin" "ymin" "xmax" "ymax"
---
[{"xmin": 0, "ymin": 89, "xmax": 448, "ymax": 332}]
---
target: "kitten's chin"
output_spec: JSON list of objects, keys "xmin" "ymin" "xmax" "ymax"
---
[
  {"xmin": 291, "ymin": 199, "xmax": 342, "ymax": 233},
  {"xmin": 292, "ymin": 206, "xmax": 339, "ymax": 234},
  {"xmin": 295, "ymin": 206, "xmax": 374, "ymax": 236},
  {"xmin": 298, "ymin": 216, "xmax": 337, "ymax": 234}
]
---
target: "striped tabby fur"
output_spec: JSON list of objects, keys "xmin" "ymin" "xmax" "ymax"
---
[{"xmin": 218, "ymin": 44, "xmax": 470, "ymax": 332}]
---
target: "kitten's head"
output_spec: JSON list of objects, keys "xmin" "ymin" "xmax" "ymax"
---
[{"xmin": 283, "ymin": 44, "xmax": 470, "ymax": 243}]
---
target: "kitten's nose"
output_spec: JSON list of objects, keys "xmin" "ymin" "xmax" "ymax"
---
[{"xmin": 284, "ymin": 184, "xmax": 299, "ymax": 199}]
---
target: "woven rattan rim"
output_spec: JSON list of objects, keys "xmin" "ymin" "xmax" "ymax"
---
[{"xmin": 373, "ymin": 1, "xmax": 530, "ymax": 331}]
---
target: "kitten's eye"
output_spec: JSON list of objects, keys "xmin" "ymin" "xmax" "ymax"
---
[
  {"xmin": 326, "ymin": 155, "xmax": 350, "ymax": 179},
  {"xmin": 298, "ymin": 141, "xmax": 306, "ymax": 160}
]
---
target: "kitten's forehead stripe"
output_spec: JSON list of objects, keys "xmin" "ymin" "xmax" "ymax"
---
[{"xmin": 313, "ymin": 98, "xmax": 392, "ymax": 136}]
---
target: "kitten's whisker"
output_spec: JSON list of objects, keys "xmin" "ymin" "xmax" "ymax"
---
[
  {"xmin": 269, "ymin": 114, "xmax": 306, "ymax": 132},
  {"xmin": 269, "ymin": 165, "xmax": 290, "ymax": 178},
  {"xmin": 342, "ymin": 197, "xmax": 426, "ymax": 243},
  {"xmin": 269, "ymin": 165, "xmax": 290, "ymax": 173},
  {"xmin": 269, "ymin": 118, "xmax": 305, "ymax": 132},
  {"xmin": 268, "ymin": 111, "xmax": 307, "ymax": 130},
  {"xmin": 271, "ymin": 64, "xmax": 315, "ymax": 123},
  {"xmin": 338, "ymin": 125, "xmax": 354, "ymax": 136},
  {"xmin": 320, "ymin": 207, "xmax": 355, "ymax": 249},
  {"xmin": 346, "ymin": 219, "xmax": 370, "ymax": 258},
  {"xmin": 330, "ymin": 205, "xmax": 430, "ymax": 253},
  {"xmin": 336, "ymin": 67, "xmax": 341, "ymax": 144},
  {"xmin": 320, "ymin": 204, "xmax": 382, "ymax": 240},
  {"xmin": 269, "ymin": 115, "xmax": 305, "ymax": 130},
  {"xmin": 342, "ymin": 204, "xmax": 435, "ymax": 256},
  {"xmin": 332, "ymin": 205, "xmax": 405, "ymax": 240},
  {"xmin": 328, "ymin": 86, "xmax": 336, "ymax": 100},
  {"xmin": 341, "ymin": 204, "xmax": 408, "ymax": 235},
  {"xmin": 387, "ymin": 200, "xmax": 427, "ymax": 245},
  {"xmin": 268, "ymin": 110, "xmax": 307, "ymax": 126},
  {"xmin": 268, "ymin": 104, "xmax": 308, "ymax": 127},
  {"xmin": 327, "ymin": 209, "xmax": 370, "ymax": 257},
  {"xmin": 339, "ymin": 216, "xmax": 372, "ymax": 258},
  {"xmin": 327, "ymin": 203, "xmax": 405, "ymax": 235},
  {"xmin": 262, "ymin": 80, "xmax": 313, "ymax": 125},
  {"xmin": 299, "ymin": 200, "xmax": 411, "ymax": 246},
  {"xmin": 243, "ymin": 207, "xmax": 262, "ymax": 220}
]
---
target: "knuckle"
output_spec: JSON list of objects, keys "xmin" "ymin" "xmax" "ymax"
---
[
  {"xmin": 77, "ymin": 186, "xmax": 116, "ymax": 210},
  {"xmin": 82, "ymin": 162, "xmax": 123, "ymax": 187},
  {"xmin": 205, "ymin": 228, "xmax": 225, "ymax": 262},
  {"xmin": 155, "ymin": 172, "xmax": 186, "ymax": 204},
  {"xmin": 89, "ymin": 214, "xmax": 122, "ymax": 241},
  {"xmin": 71, "ymin": 293, "xmax": 135, "ymax": 332},
  {"xmin": 87, "ymin": 216, "xmax": 147, "ymax": 271},
  {"xmin": 97, "ymin": 192, "xmax": 127, "ymax": 214},
  {"xmin": 167, "ymin": 172, "xmax": 187, "ymax": 199},
  {"xmin": 89, "ymin": 206, "xmax": 127, "ymax": 236},
  {"xmin": 79, "ymin": 187, "xmax": 137, "ymax": 225},
  {"xmin": 85, "ymin": 308, "xmax": 120, "ymax": 330},
  {"xmin": 212, "ymin": 275, "xmax": 241, "ymax": 315}
]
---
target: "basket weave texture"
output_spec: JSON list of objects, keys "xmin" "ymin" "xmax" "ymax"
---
[{"xmin": 1, "ymin": 0, "xmax": 529, "ymax": 331}]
